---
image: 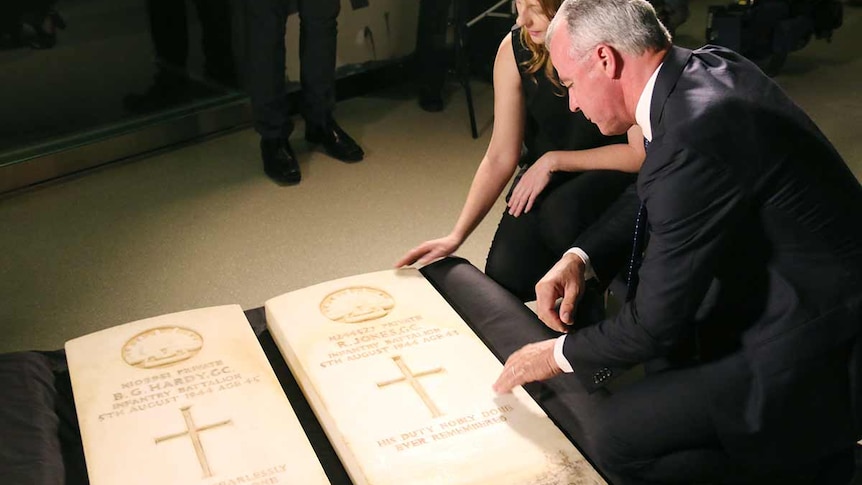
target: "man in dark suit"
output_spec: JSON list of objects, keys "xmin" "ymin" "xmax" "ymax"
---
[
  {"xmin": 245, "ymin": 0, "xmax": 364, "ymax": 185},
  {"xmin": 492, "ymin": 0, "xmax": 862, "ymax": 482}
]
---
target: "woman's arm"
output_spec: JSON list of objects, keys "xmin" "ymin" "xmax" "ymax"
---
[
  {"xmin": 541, "ymin": 124, "xmax": 646, "ymax": 173},
  {"xmin": 395, "ymin": 34, "xmax": 526, "ymax": 267},
  {"xmin": 507, "ymin": 125, "xmax": 646, "ymax": 217}
]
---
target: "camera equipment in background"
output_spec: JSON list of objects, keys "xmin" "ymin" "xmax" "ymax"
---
[
  {"xmin": 464, "ymin": 0, "xmax": 515, "ymax": 83},
  {"xmin": 706, "ymin": 0, "xmax": 843, "ymax": 76}
]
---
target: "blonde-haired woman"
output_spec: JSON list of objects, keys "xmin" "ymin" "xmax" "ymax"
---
[{"xmin": 397, "ymin": 0, "xmax": 644, "ymax": 301}]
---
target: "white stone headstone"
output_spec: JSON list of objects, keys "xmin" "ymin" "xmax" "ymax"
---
[
  {"xmin": 66, "ymin": 305, "xmax": 331, "ymax": 485},
  {"xmin": 266, "ymin": 269, "xmax": 606, "ymax": 485}
]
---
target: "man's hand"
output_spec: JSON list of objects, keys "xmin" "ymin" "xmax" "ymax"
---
[
  {"xmin": 507, "ymin": 154, "xmax": 555, "ymax": 217},
  {"xmin": 493, "ymin": 339, "xmax": 562, "ymax": 393},
  {"xmin": 535, "ymin": 253, "xmax": 587, "ymax": 332},
  {"xmin": 394, "ymin": 234, "xmax": 462, "ymax": 268}
]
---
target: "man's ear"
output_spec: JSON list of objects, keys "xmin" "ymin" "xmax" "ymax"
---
[{"xmin": 596, "ymin": 44, "xmax": 622, "ymax": 79}]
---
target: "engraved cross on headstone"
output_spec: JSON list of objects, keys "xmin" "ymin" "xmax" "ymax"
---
[
  {"xmin": 154, "ymin": 405, "xmax": 232, "ymax": 478},
  {"xmin": 376, "ymin": 355, "xmax": 445, "ymax": 417}
]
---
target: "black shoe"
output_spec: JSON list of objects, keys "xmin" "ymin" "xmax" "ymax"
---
[
  {"xmin": 260, "ymin": 137, "xmax": 301, "ymax": 185},
  {"xmin": 305, "ymin": 118, "xmax": 364, "ymax": 163},
  {"xmin": 418, "ymin": 87, "xmax": 444, "ymax": 112}
]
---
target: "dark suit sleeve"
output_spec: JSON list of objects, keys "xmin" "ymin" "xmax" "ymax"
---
[
  {"xmin": 564, "ymin": 143, "xmax": 747, "ymax": 391},
  {"xmin": 573, "ymin": 183, "xmax": 640, "ymax": 286}
]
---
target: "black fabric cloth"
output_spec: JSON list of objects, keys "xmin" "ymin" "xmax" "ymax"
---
[
  {"xmin": 483, "ymin": 30, "xmax": 635, "ymax": 301},
  {"xmin": 0, "ymin": 351, "xmax": 86, "ymax": 485},
  {"xmin": 563, "ymin": 45, "xmax": 862, "ymax": 480},
  {"xmin": 243, "ymin": 0, "xmax": 340, "ymax": 138}
]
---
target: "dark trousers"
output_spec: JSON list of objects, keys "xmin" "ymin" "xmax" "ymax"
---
[
  {"xmin": 415, "ymin": 0, "xmax": 452, "ymax": 94},
  {"xmin": 146, "ymin": 0, "xmax": 234, "ymax": 80},
  {"xmin": 485, "ymin": 168, "xmax": 635, "ymax": 301},
  {"xmin": 244, "ymin": 0, "xmax": 340, "ymax": 139},
  {"xmin": 586, "ymin": 352, "xmax": 856, "ymax": 484}
]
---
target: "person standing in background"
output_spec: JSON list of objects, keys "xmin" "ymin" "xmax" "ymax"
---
[
  {"xmin": 414, "ymin": 0, "xmax": 452, "ymax": 112},
  {"xmin": 245, "ymin": 0, "xmax": 364, "ymax": 185}
]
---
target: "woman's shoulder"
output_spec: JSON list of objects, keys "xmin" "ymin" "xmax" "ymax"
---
[
  {"xmin": 495, "ymin": 29, "xmax": 532, "ymax": 76},
  {"xmin": 493, "ymin": 31, "xmax": 518, "ymax": 72},
  {"xmin": 492, "ymin": 31, "xmax": 524, "ymax": 92},
  {"xmin": 496, "ymin": 30, "xmax": 516, "ymax": 58}
]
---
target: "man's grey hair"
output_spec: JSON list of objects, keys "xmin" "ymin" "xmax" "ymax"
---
[{"xmin": 546, "ymin": 0, "xmax": 671, "ymax": 58}]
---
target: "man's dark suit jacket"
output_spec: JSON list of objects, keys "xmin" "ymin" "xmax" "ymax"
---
[{"xmin": 565, "ymin": 45, "xmax": 862, "ymax": 469}]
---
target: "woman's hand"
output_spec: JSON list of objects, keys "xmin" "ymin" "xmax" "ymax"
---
[
  {"xmin": 394, "ymin": 234, "xmax": 462, "ymax": 268},
  {"xmin": 507, "ymin": 153, "xmax": 557, "ymax": 217}
]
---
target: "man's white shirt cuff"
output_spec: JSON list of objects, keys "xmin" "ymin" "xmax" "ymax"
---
[
  {"xmin": 564, "ymin": 247, "xmax": 595, "ymax": 281},
  {"xmin": 553, "ymin": 335, "xmax": 574, "ymax": 373}
]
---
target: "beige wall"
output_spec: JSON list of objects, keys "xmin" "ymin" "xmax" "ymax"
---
[{"xmin": 284, "ymin": 0, "xmax": 421, "ymax": 81}]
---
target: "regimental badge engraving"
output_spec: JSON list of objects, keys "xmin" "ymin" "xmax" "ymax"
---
[
  {"xmin": 122, "ymin": 326, "xmax": 203, "ymax": 368},
  {"xmin": 319, "ymin": 286, "xmax": 395, "ymax": 323}
]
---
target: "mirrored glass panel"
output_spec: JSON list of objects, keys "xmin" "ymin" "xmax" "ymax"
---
[
  {"xmin": 0, "ymin": 0, "xmax": 423, "ymax": 194},
  {"xmin": 0, "ymin": 0, "xmax": 243, "ymax": 163}
]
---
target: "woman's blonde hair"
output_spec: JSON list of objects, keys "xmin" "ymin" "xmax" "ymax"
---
[{"xmin": 518, "ymin": 0, "xmax": 564, "ymax": 83}]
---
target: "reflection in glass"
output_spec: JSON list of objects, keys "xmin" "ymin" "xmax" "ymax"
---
[
  {"xmin": 0, "ymin": 0, "xmax": 241, "ymax": 162},
  {"xmin": 123, "ymin": 0, "xmax": 238, "ymax": 114},
  {"xmin": 0, "ymin": 1, "xmax": 65, "ymax": 50}
]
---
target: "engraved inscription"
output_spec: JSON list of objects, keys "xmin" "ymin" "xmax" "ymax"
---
[
  {"xmin": 318, "ymin": 315, "xmax": 463, "ymax": 369},
  {"xmin": 376, "ymin": 355, "xmax": 445, "ymax": 418},
  {"xmin": 375, "ymin": 405, "xmax": 514, "ymax": 452},
  {"xmin": 96, "ymin": 360, "xmax": 265, "ymax": 422},
  {"xmin": 214, "ymin": 464, "xmax": 288, "ymax": 485},
  {"xmin": 154, "ymin": 405, "xmax": 232, "ymax": 478}
]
